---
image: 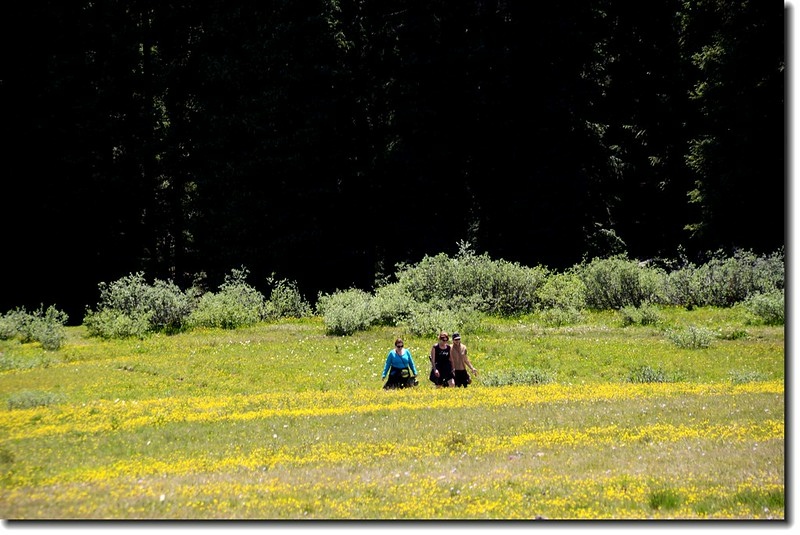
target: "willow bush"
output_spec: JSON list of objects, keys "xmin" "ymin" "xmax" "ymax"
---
[
  {"xmin": 393, "ymin": 243, "xmax": 549, "ymax": 316},
  {"xmin": 576, "ymin": 255, "xmax": 667, "ymax": 310},
  {"xmin": 664, "ymin": 249, "xmax": 784, "ymax": 308},
  {"xmin": 0, "ymin": 305, "xmax": 68, "ymax": 350}
]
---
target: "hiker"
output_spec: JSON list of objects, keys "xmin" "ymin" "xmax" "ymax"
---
[
  {"xmin": 451, "ymin": 332, "xmax": 477, "ymax": 387},
  {"xmin": 429, "ymin": 331, "xmax": 455, "ymax": 387},
  {"xmin": 381, "ymin": 338, "xmax": 419, "ymax": 389}
]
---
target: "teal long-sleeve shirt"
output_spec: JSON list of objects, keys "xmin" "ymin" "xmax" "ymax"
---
[{"xmin": 381, "ymin": 349, "xmax": 418, "ymax": 378}]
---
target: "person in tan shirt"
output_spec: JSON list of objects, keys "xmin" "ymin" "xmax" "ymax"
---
[{"xmin": 450, "ymin": 332, "xmax": 477, "ymax": 387}]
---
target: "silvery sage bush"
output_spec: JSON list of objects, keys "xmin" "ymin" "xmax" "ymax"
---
[
  {"xmin": 619, "ymin": 302, "xmax": 663, "ymax": 326},
  {"xmin": 187, "ymin": 268, "xmax": 267, "ymax": 329},
  {"xmin": 741, "ymin": 290, "xmax": 784, "ymax": 325},
  {"xmin": 664, "ymin": 249, "xmax": 784, "ymax": 308},
  {"xmin": 84, "ymin": 307, "xmax": 152, "ymax": 339},
  {"xmin": 394, "ymin": 243, "xmax": 548, "ymax": 316},
  {"xmin": 372, "ymin": 282, "xmax": 418, "ymax": 326},
  {"xmin": 0, "ymin": 305, "xmax": 68, "ymax": 350},
  {"xmin": 265, "ymin": 278, "xmax": 312, "ymax": 320},
  {"xmin": 402, "ymin": 297, "xmax": 484, "ymax": 337},
  {"xmin": 627, "ymin": 365, "xmax": 673, "ymax": 383},
  {"xmin": 316, "ymin": 288, "xmax": 378, "ymax": 335},
  {"xmin": 576, "ymin": 255, "xmax": 666, "ymax": 309},
  {"xmin": 535, "ymin": 270, "xmax": 587, "ymax": 311},
  {"xmin": 0, "ymin": 308, "xmax": 28, "ymax": 340},
  {"xmin": 665, "ymin": 325, "xmax": 715, "ymax": 349},
  {"xmin": 84, "ymin": 272, "xmax": 192, "ymax": 337}
]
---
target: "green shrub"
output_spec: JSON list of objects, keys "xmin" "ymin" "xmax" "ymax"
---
[
  {"xmin": 577, "ymin": 255, "xmax": 666, "ymax": 309},
  {"xmin": 716, "ymin": 327, "xmax": 749, "ymax": 340},
  {"xmin": 666, "ymin": 326, "xmax": 714, "ymax": 349},
  {"xmin": 146, "ymin": 279, "xmax": 194, "ymax": 333},
  {"xmin": 628, "ymin": 365, "xmax": 672, "ymax": 383},
  {"xmin": 318, "ymin": 288, "xmax": 378, "ymax": 336},
  {"xmin": 91, "ymin": 272, "xmax": 152, "ymax": 318},
  {"xmin": 741, "ymin": 290, "xmax": 784, "ymax": 326},
  {"xmin": 0, "ymin": 353, "xmax": 58, "ymax": 372},
  {"xmin": 649, "ymin": 488, "xmax": 683, "ymax": 510},
  {"xmin": 480, "ymin": 368, "xmax": 554, "ymax": 387},
  {"xmin": 84, "ymin": 308, "xmax": 152, "ymax": 339},
  {"xmin": 663, "ymin": 265, "xmax": 700, "ymax": 308},
  {"xmin": 394, "ymin": 243, "xmax": 549, "ymax": 316},
  {"xmin": 536, "ymin": 271, "xmax": 586, "ymax": 311},
  {"xmin": 443, "ymin": 431, "xmax": 470, "ymax": 453},
  {"xmin": 665, "ymin": 250, "xmax": 784, "ymax": 308},
  {"xmin": 187, "ymin": 268, "xmax": 267, "ymax": 330},
  {"xmin": 84, "ymin": 272, "xmax": 192, "ymax": 336},
  {"xmin": 619, "ymin": 303, "xmax": 663, "ymax": 326},
  {"xmin": 0, "ymin": 308, "xmax": 27, "ymax": 340},
  {"xmin": 402, "ymin": 299, "xmax": 484, "ymax": 337},
  {"xmin": 750, "ymin": 249, "xmax": 785, "ymax": 292},
  {"xmin": 539, "ymin": 307, "xmax": 583, "ymax": 327},
  {"xmin": 0, "ymin": 305, "xmax": 68, "ymax": 350},
  {"xmin": 473, "ymin": 258, "xmax": 548, "ymax": 315},
  {"xmin": 404, "ymin": 306, "xmax": 455, "ymax": 337},
  {"xmin": 9, "ymin": 309, "xmax": 37, "ymax": 344},
  {"xmin": 7, "ymin": 390, "xmax": 65, "ymax": 410},
  {"xmin": 267, "ymin": 278, "xmax": 312, "ymax": 319},
  {"xmin": 620, "ymin": 305, "xmax": 641, "ymax": 326},
  {"xmin": 29, "ymin": 311, "xmax": 68, "ymax": 351},
  {"xmin": 729, "ymin": 369, "xmax": 768, "ymax": 384},
  {"xmin": 372, "ymin": 283, "xmax": 418, "ymax": 326},
  {"xmin": 83, "ymin": 269, "xmax": 308, "ymax": 336}
]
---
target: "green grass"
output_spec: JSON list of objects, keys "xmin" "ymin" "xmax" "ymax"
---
[{"xmin": 0, "ymin": 307, "xmax": 785, "ymax": 519}]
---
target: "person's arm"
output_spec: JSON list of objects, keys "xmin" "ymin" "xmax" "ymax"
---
[
  {"xmin": 382, "ymin": 351, "xmax": 393, "ymax": 379},
  {"xmin": 407, "ymin": 350, "xmax": 418, "ymax": 375},
  {"xmin": 430, "ymin": 346, "xmax": 439, "ymax": 376},
  {"xmin": 464, "ymin": 346, "xmax": 477, "ymax": 374}
]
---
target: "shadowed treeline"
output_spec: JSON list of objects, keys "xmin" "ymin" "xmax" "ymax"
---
[{"xmin": 1, "ymin": 1, "xmax": 784, "ymax": 321}]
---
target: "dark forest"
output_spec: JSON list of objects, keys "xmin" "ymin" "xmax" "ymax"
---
[{"xmin": 1, "ymin": 1, "xmax": 785, "ymax": 321}]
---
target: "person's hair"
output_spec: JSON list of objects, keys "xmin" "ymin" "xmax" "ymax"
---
[
  {"xmin": 439, "ymin": 331, "xmax": 449, "ymax": 339},
  {"xmin": 395, "ymin": 338, "xmax": 404, "ymax": 346}
]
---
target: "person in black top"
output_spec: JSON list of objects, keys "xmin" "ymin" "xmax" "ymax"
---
[{"xmin": 429, "ymin": 331, "xmax": 455, "ymax": 387}]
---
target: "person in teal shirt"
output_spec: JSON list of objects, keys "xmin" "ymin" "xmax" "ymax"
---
[{"xmin": 381, "ymin": 338, "xmax": 419, "ymax": 389}]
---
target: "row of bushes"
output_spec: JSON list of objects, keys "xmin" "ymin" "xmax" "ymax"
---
[
  {"xmin": 0, "ymin": 305, "xmax": 69, "ymax": 350},
  {"xmin": 0, "ymin": 246, "xmax": 784, "ymax": 344},
  {"xmin": 320, "ymin": 245, "xmax": 784, "ymax": 335},
  {"xmin": 81, "ymin": 268, "xmax": 311, "ymax": 339},
  {"xmin": 394, "ymin": 245, "xmax": 783, "ymax": 313},
  {"xmin": 1, "ymin": 268, "xmax": 314, "ymax": 345}
]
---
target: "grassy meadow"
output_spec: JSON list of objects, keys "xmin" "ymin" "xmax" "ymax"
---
[{"xmin": 0, "ymin": 305, "xmax": 785, "ymax": 519}]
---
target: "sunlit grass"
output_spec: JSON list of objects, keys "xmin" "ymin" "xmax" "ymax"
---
[{"xmin": 0, "ymin": 309, "xmax": 784, "ymax": 519}]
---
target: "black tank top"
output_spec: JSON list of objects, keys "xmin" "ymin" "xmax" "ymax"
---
[{"xmin": 433, "ymin": 344, "xmax": 452, "ymax": 372}]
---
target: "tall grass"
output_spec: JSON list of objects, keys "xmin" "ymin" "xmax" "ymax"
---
[
  {"xmin": 0, "ymin": 307, "xmax": 784, "ymax": 519},
  {"xmin": 0, "ymin": 248, "xmax": 785, "ymax": 518}
]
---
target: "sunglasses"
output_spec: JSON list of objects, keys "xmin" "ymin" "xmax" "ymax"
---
[
  {"xmin": 396, "ymin": 344, "xmax": 403, "ymax": 348},
  {"xmin": 439, "ymin": 337, "xmax": 448, "ymax": 341}
]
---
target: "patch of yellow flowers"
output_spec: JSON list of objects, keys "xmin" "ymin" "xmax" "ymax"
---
[
  {"xmin": 0, "ymin": 381, "xmax": 784, "ymax": 519},
  {"xmin": 0, "ymin": 381, "xmax": 782, "ymax": 440}
]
